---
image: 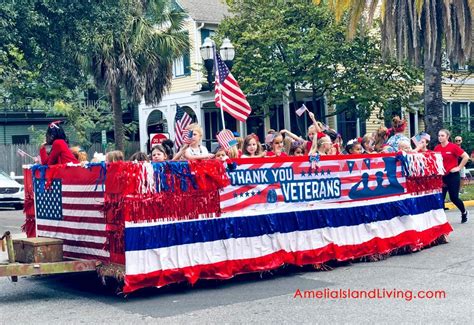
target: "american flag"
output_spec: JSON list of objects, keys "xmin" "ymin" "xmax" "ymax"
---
[
  {"xmin": 216, "ymin": 129, "xmax": 238, "ymax": 150},
  {"xmin": 214, "ymin": 52, "xmax": 252, "ymax": 122},
  {"xmin": 182, "ymin": 129, "xmax": 193, "ymax": 145},
  {"xmin": 34, "ymin": 166, "xmax": 108, "ymax": 260},
  {"xmin": 295, "ymin": 104, "xmax": 308, "ymax": 117},
  {"xmin": 174, "ymin": 104, "xmax": 192, "ymax": 149}
]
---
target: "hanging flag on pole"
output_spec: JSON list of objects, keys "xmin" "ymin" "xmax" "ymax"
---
[
  {"xmin": 216, "ymin": 129, "xmax": 238, "ymax": 150},
  {"xmin": 295, "ymin": 104, "xmax": 308, "ymax": 117},
  {"xmin": 214, "ymin": 52, "xmax": 252, "ymax": 122},
  {"xmin": 174, "ymin": 103, "xmax": 192, "ymax": 149}
]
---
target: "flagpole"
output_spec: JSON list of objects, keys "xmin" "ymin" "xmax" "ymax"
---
[
  {"xmin": 213, "ymin": 44, "xmax": 226, "ymax": 131},
  {"xmin": 218, "ymin": 90, "xmax": 226, "ymax": 131}
]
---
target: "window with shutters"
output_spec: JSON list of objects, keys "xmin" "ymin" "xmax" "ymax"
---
[{"xmin": 172, "ymin": 31, "xmax": 191, "ymax": 78}]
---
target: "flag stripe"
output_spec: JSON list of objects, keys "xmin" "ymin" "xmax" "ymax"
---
[
  {"xmin": 62, "ymin": 209, "xmax": 103, "ymax": 218},
  {"xmin": 38, "ymin": 219, "xmax": 106, "ymax": 229},
  {"xmin": 37, "ymin": 226, "xmax": 106, "ymax": 238},
  {"xmin": 63, "ymin": 245, "xmax": 110, "ymax": 258}
]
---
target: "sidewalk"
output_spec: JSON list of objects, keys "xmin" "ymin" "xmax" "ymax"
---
[{"xmin": 445, "ymin": 200, "xmax": 474, "ymax": 210}]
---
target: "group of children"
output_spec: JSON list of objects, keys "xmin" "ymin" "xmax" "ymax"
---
[
  {"xmin": 38, "ymin": 115, "xmax": 459, "ymax": 166},
  {"xmin": 38, "ymin": 117, "xmax": 470, "ymax": 223},
  {"xmin": 146, "ymin": 115, "xmax": 434, "ymax": 162}
]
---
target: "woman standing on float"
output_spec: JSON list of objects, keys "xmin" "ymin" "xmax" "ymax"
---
[
  {"xmin": 39, "ymin": 121, "xmax": 79, "ymax": 165},
  {"xmin": 434, "ymin": 129, "xmax": 470, "ymax": 223}
]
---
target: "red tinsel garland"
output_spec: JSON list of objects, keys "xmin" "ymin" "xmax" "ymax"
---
[
  {"xmin": 103, "ymin": 160, "xmax": 230, "ymax": 260},
  {"xmin": 406, "ymin": 175, "xmax": 443, "ymax": 195},
  {"xmin": 21, "ymin": 168, "xmax": 36, "ymax": 237}
]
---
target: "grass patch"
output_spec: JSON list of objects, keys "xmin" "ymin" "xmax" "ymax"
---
[{"xmin": 446, "ymin": 182, "xmax": 474, "ymax": 202}]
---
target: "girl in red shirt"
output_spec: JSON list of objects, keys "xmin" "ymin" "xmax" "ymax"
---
[
  {"xmin": 265, "ymin": 133, "xmax": 288, "ymax": 157},
  {"xmin": 39, "ymin": 121, "xmax": 79, "ymax": 165},
  {"xmin": 434, "ymin": 129, "xmax": 469, "ymax": 223}
]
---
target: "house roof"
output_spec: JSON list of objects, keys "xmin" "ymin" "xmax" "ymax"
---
[{"xmin": 177, "ymin": 0, "xmax": 229, "ymax": 24}]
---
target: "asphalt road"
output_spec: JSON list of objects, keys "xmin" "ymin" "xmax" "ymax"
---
[{"xmin": 0, "ymin": 207, "xmax": 473, "ymax": 324}]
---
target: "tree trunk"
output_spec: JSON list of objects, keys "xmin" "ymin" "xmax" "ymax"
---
[
  {"xmin": 109, "ymin": 84, "xmax": 124, "ymax": 151},
  {"xmin": 423, "ymin": 0, "xmax": 444, "ymax": 148},
  {"xmin": 290, "ymin": 82, "xmax": 303, "ymax": 136}
]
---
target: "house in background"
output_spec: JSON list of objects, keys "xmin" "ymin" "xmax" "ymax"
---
[
  {"xmin": 138, "ymin": 0, "xmax": 474, "ymax": 152},
  {"xmin": 0, "ymin": 110, "xmax": 65, "ymax": 145}
]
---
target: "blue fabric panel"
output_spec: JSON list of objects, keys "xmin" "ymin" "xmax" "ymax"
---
[{"xmin": 125, "ymin": 193, "xmax": 444, "ymax": 252}]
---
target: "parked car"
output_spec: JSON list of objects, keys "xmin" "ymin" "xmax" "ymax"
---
[{"xmin": 0, "ymin": 170, "xmax": 24, "ymax": 210}]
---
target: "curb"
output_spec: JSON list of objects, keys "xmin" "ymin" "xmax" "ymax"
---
[{"xmin": 446, "ymin": 200, "xmax": 474, "ymax": 210}]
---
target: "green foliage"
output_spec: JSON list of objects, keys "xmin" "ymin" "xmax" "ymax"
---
[
  {"xmin": 1, "ymin": 0, "xmax": 189, "ymax": 149},
  {"xmin": 0, "ymin": 0, "xmax": 102, "ymax": 109},
  {"xmin": 218, "ymin": 0, "xmax": 422, "ymax": 120},
  {"xmin": 82, "ymin": 0, "xmax": 190, "ymax": 149}
]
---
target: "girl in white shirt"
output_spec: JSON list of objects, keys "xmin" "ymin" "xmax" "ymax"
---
[{"xmin": 183, "ymin": 123, "xmax": 214, "ymax": 160}]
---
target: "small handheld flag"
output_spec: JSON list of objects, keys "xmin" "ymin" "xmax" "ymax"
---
[
  {"xmin": 216, "ymin": 130, "xmax": 238, "ymax": 150},
  {"xmin": 17, "ymin": 148, "xmax": 36, "ymax": 161},
  {"xmin": 182, "ymin": 129, "xmax": 193, "ymax": 145},
  {"xmin": 411, "ymin": 132, "xmax": 430, "ymax": 147},
  {"xmin": 295, "ymin": 104, "xmax": 308, "ymax": 117}
]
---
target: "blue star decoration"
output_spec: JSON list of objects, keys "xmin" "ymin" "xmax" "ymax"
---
[
  {"xmin": 301, "ymin": 170, "xmax": 306, "ymax": 177},
  {"xmin": 307, "ymin": 169, "xmax": 312, "ymax": 177},
  {"xmin": 234, "ymin": 190, "xmax": 263, "ymax": 199},
  {"xmin": 326, "ymin": 169, "xmax": 331, "ymax": 175}
]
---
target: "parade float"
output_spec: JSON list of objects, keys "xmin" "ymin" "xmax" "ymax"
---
[{"xmin": 1, "ymin": 152, "xmax": 452, "ymax": 294}]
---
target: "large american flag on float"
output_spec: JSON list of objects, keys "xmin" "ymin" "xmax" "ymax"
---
[
  {"xmin": 214, "ymin": 52, "xmax": 252, "ymax": 121},
  {"xmin": 34, "ymin": 166, "xmax": 108, "ymax": 260}
]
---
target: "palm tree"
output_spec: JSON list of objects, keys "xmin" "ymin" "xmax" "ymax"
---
[
  {"xmin": 315, "ymin": 0, "xmax": 472, "ymax": 143},
  {"xmin": 83, "ymin": 0, "xmax": 189, "ymax": 150}
]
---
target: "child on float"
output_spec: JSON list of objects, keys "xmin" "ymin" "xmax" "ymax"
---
[
  {"xmin": 386, "ymin": 116, "xmax": 410, "ymax": 152},
  {"xmin": 70, "ymin": 146, "xmax": 89, "ymax": 165},
  {"xmin": 241, "ymin": 133, "xmax": 265, "ymax": 158},
  {"xmin": 183, "ymin": 123, "xmax": 214, "ymax": 160},
  {"xmin": 397, "ymin": 140, "xmax": 413, "ymax": 153},
  {"xmin": 345, "ymin": 139, "xmax": 363, "ymax": 154},
  {"xmin": 39, "ymin": 121, "xmax": 79, "ymax": 165},
  {"xmin": 265, "ymin": 132, "xmax": 288, "ymax": 157},
  {"xmin": 413, "ymin": 132, "xmax": 431, "ymax": 153},
  {"xmin": 129, "ymin": 151, "xmax": 149, "ymax": 162},
  {"xmin": 289, "ymin": 141, "xmax": 305, "ymax": 156},
  {"xmin": 105, "ymin": 150, "xmax": 124, "ymax": 163},
  {"xmin": 373, "ymin": 125, "xmax": 392, "ymax": 153},
  {"xmin": 226, "ymin": 145, "xmax": 240, "ymax": 159},
  {"xmin": 280, "ymin": 111, "xmax": 324, "ymax": 154},
  {"xmin": 361, "ymin": 133, "xmax": 376, "ymax": 153},
  {"xmin": 309, "ymin": 136, "xmax": 332, "ymax": 155},
  {"xmin": 214, "ymin": 147, "xmax": 229, "ymax": 162},
  {"xmin": 151, "ymin": 144, "xmax": 169, "ymax": 162}
]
